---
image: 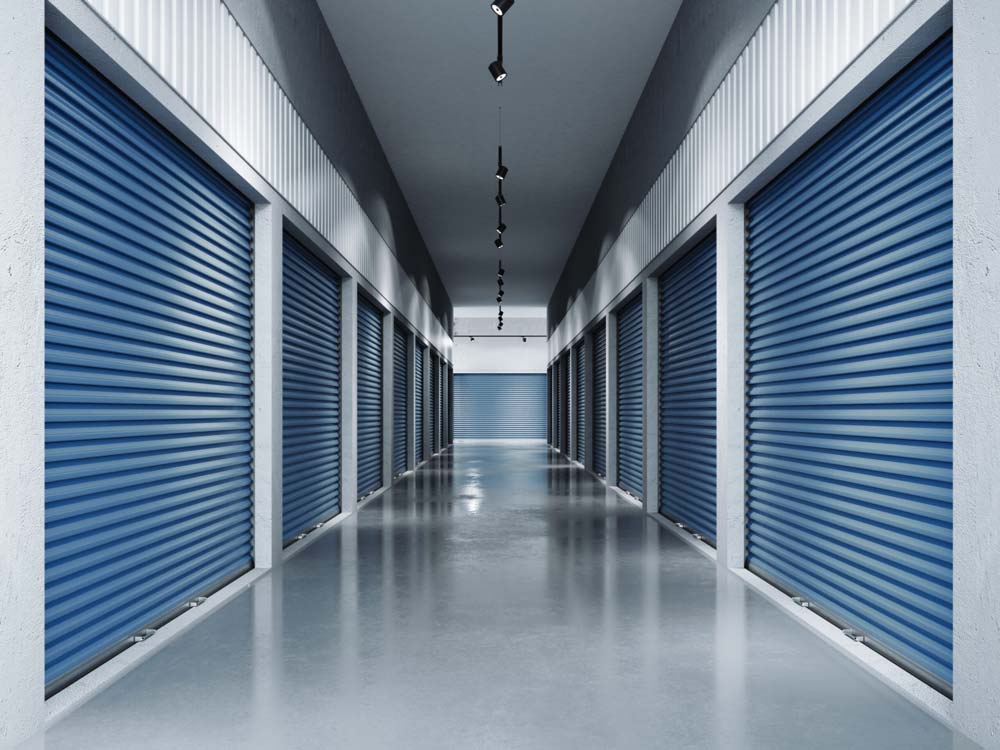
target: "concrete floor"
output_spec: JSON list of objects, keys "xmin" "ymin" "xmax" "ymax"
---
[{"xmin": 26, "ymin": 441, "xmax": 975, "ymax": 749}]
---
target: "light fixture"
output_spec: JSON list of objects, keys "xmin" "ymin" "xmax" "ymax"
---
[
  {"xmin": 497, "ymin": 261, "xmax": 505, "ymax": 277},
  {"xmin": 470, "ymin": 336, "xmax": 475, "ymax": 342},
  {"xmin": 496, "ymin": 146, "xmax": 508, "ymax": 180},
  {"xmin": 491, "ymin": 0, "xmax": 514, "ymax": 16},
  {"xmin": 495, "ymin": 237, "xmax": 504, "ymax": 249},
  {"xmin": 495, "ymin": 191, "xmax": 506, "ymax": 207},
  {"xmin": 489, "ymin": 60, "xmax": 507, "ymax": 83},
  {"xmin": 496, "ymin": 295, "xmax": 502, "ymax": 303},
  {"xmin": 522, "ymin": 337, "xmax": 527, "ymax": 343},
  {"xmin": 496, "ymin": 222, "xmax": 507, "ymax": 235}
]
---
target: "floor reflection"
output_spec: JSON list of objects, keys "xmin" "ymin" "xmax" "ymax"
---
[{"xmin": 25, "ymin": 441, "xmax": 975, "ymax": 750}]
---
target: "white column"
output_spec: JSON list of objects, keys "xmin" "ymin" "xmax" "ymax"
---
[
  {"xmin": 381, "ymin": 311, "xmax": 393, "ymax": 487},
  {"xmin": 441, "ymin": 361, "xmax": 450, "ymax": 448},
  {"xmin": 252, "ymin": 204, "xmax": 283, "ymax": 567},
  {"xmin": 341, "ymin": 278, "xmax": 358, "ymax": 512},
  {"xmin": 715, "ymin": 202, "xmax": 747, "ymax": 570},
  {"xmin": 406, "ymin": 331, "xmax": 416, "ymax": 470},
  {"xmin": 643, "ymin": 276, "xmax": 659, "ymax": 513},
  {"xmin": 605, "ymin": 311, "xmax": 619, "ymax": 486},
  {"xmin": 0, "ymin": 1, "xmax": 46, "ymax": 742},
  {"xmin": 953, "ymin": 3, "xmax": 1000, "ymax": 747}
]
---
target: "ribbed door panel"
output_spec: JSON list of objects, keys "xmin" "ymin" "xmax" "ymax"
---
[
  {"xmin": 546, "ymin": 367, "xmax": 553, "ymax": 445},
  {"xmin": 431, "ymin": 353, "xmax": 440, "ymax": 453},
  {"xmin": 393, "ymin": 325, "xmax": 408, "ymax": 475},
  {"xmin": 746, "ymin": 34, "xmax": 953, "ymax": 689},
  {"xmin": 44, "ymin": 36, "xmax": 253, "ymax": 690},
  {"xmin": 415, "ymin": 344, "xmax": 425, "ymax": 461},
  {"xmin": 561, "ymin": 354, "xmax": 570, "ymax": 455},
  {"xmin": 616, "ymin": 296, "xmax": 644, "ymax": 497},
  {"xmin": 574, "ymin": 343, "xmax": 586, "ymax": 463},
  {"xmin": 357, "ymin": 297, "xmax": 383, "ymax": 497},
  {"xmin": 659, "ymin": 235, "xmax": 717, "ymax": 540},
  {"xmin": 454, "ymin": 375, "xmax": 546, "ymax": 438},
  {"xmin": 282, "ymin": 235, "xmax": 341, "ymax": 542},
  {"xmin": 448, "ymin": 366, "xmax": 454, "ymax": 444},
  {"xmin": 593, "ymin": 325, "xmax": 607, "ymax": 476}
]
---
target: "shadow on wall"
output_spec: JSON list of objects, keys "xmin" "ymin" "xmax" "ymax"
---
[
  {"xmin": 548, "ymin": 0, "xmax": 776, "ymax": 333},
  {"xmin": 224, "ymin": 0, "xmax": 452, "ymax": 333}
]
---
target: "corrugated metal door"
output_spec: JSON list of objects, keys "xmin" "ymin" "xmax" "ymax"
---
[
  {"xmin": 357, "ymin": 296, "xmax": 383, "ymax": 497},
  {"xmin": 448, "ymin": 366, "xmax": 454, "ymax": 444},
  {"xmin": 546, "ymin": 367, "xmax": 552, "ymax": 445},
  {"xmin": 454, "ymin": 375, "xmax": 547, "ymax": 438},
  {"xmin": 392, "ymin": 324, "xmax": 408, "ymax": 476},
  {"xmin": 554, "ymin": 360, "xmax": 562, "ymax": 451},
  {"xmin": 44, "ymin": 35, "xmax": 253, "ymax": 691},
  {"xmin": 745, "ymin": 34, "xmax": 952, "ymax": 690},
  {"xmin": 430, "ymin": 352, "xmax": 439, "ymax": 453},
  {"xmin": 593, "ymin": 324, "xmax": 607, "ymax": 476},
  {"xmin": 574, "ymin": 342, "xmax": 586, "ymax": 463},
  {"xmin": 616, "ymin": 295, "xmax": 644, "ymax": 498},
  {"xmin": 415, "ymin": 343, "xmax": 425, "ymax": 461},
  {"xmin": 560, "ymin": 353, "xmax": 570, "ymax": 455},
  {"xmin": 658, "ymin": 235, "xmax": 716, "ymax": 540},
  {"xmin": 282, "ymin": 234, "xmax": 341, "ymax": 542}
]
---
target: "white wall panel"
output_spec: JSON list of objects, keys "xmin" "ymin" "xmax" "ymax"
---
[
  {"xmin": 550, "ymin": 0, "xmax": 913, "ymax": 356},
  {"xmin": 82, "ymin": 0, "xmax": 451, "ymax": 357}
]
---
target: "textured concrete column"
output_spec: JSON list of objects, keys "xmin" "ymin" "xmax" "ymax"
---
[
  {"xmin": 605, "ymin": 311, "xmax": 619, "ymax": 487},
  {"xmin": 340, "ymin": 279, "xmax": 358, "ymax": 513},
  {"xmin": 953, "ymin": 2, "xmax": 1000, "ymax": 746},
  {"xmin": 406, "ymin": 330, "xmax": 416, "ymax": 470},
  {"xmin": 643, "ymin": 276, "xmax": 659, "ymax": 513},
  {"xmin": 0, "ymin": 1, "xmax": 46, "ymax": 743},
  {"xmin": 252, "ymin": 204, "xmax": 283, "ymax": 567},
  {"xmin": 716, "ymin": 202, "xmax": 747, "ymax": 570},
  {"xmin": 381, "ymin": 310, "xmax": 393, "ymax": 487}
]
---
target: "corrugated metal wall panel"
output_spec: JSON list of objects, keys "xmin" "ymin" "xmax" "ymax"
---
[
  {"xmin": 593, "ymin": 324, "xmax": 607, "ymax": 477},
  {"xmin": 549, "ymin": 0, "xmax": 917, "ymax": 356},
  {"xmin": 44, "ymin": 35, "xmax": 253, "ymax": 690},
  {"xmin": 574, "ymin": 342, "xmax": 586, "ymax": 463},
  {"xmin": 454, "ymin": 375, "xmax": 547, "ymax": 439},
  {"xmin": 616, "ymin": 295, "xmax": 644, "ymax": 498},
  {"xmin": 392, "ymin": 324, "xmax": 408, "ymax": 476},
  {"xmin": 746, "ymin": 33, "xmax": 953, "ymax": 690},
  {"xmin": 82, "ymin": 0, "xmax": 451, "ymax": 356},
  {"xmin": 356, "ymin": 297, "xmax": 383, "ymax": 497},
  {"xmin": 415, "ymin": 343, "xmax": 425, "ymax": 461},
  {"xmin": 282, "ymin": 234, "xmax": 341, "ymax": 542},
  {"xmin": 658, "ymin": 234, "xmax": 716, "ymax": 540}
]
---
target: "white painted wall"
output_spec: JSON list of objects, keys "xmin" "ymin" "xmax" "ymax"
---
[
  {"xmin": 0, "ymin": 1, "xmax": 46, "ymax": 744},
  {"xmin": 453, "ymin": 314, "xmax": 547, "ymax": 373}
]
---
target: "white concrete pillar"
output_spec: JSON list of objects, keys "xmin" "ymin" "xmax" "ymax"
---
[
  {"xmin": 252, "ymin": 204, "xmax": 283, "ymax": 567},
  {"xmin": 340, "ymin": 278, "xmax": 358, "ymax": 513},
  {"xmin": 441, "ymin": 361, "xmax": 450, "ymax": 448},
  {"xmin": 643, "ymin": 276, "xmax": 659, "ymax": 513},
  {"xmin": 605, "ymin": 311, "xmax": 619, "ymax": 486},
  {"xmin": 953, "ymin": 3, "xmax": 1000, "ymax": 747},
  {"xmin": 381, "ymin": 310, "xmax": 393, "ymax": 488},
  {"xmin": 715, "ymin": 202, "xmax": 747, "ymax": 570},
  {"xmin": 0, "ymin": 1, "xmax": 46, "ymax": 743},
  {"xmin": 406, "ymin": 331, "xmax": 416, "ymax": 470}
]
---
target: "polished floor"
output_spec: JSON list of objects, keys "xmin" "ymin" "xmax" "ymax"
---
[{"xmin": 26, "ymin": 442, "xmax": 974, "ymax": 749}]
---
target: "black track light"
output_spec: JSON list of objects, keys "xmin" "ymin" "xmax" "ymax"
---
[
  {"xmin": 497, "ymin": 277, "xmax": 504, "ymax": 287},
  {"xmin": 496, "ymin": 164, "xmax": 508, "ymax": 180},
  {"xmin": 496, "ymin": 222, "xmax": 507, "ymax": 235},
  {"xmin": 522, "ymin": 337, "xmax": 526, "ymax": 343},
  {"xmin": 489, "ymin": 60, "xmax": 507, "ymax": 83},
  {"xmin": 497, "ymin": 323, "xmax": 502, "ymax": 331},
  {"xmin": 495, "ymin": 237, "xmax": 504, "ymax": 249},
  {"xmin": 497, "ymin": 263, "xmax": 505, "ymax": 277},
  {"xmin": 470, "ymin": 336, "xmax": 475, "ymax": 342},
  {"xmin": 491, "ymin": 0, "xmax": 514, "ymax": 16},
  {"xmin": 496, "ymin": 295, "xmax": 502, "ymax": 303},
  {"xmin": 495, "ymin": 192, "xmax": 506, "ymax": 207}
]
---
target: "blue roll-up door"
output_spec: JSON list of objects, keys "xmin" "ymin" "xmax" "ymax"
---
[
  {"xmin": 415, "ymin": 343, "xmax": 425, "ymax": 461},
  {"xmin": 560, "ymin": 353, "xmax": 570, "ymax": 455},
  {"xmin": 574, "ymin": 343, "xmax": 586, "ymax": 463},
  {"xmin": 659, "ymin": 235, "xmax": 717, "ymax": 540},
  {"xmin": 44, "ymin": 35, "xmax": 253, "ymax": 691},
  {"xmin": 282, "ymin": 235, "xmax": 341, "ymax": 542},
  {"xmin": 593, "ymin": 324, "xmax": 607, "ymax": 477},
  {"xmin": 553, "ymin": 360, "xmax": 561, "ymax": 451},
  {"xmin": 393, "ymin": 325, "xmax": 408, "ymax": 476},
  {"xmin": 546, "ymin": 367, "xmax": 553, "ymax": 445},
  {"xmin": 357, "ymin": 297, "xmax": 383, "ymax": 497},
  {"xmin": 746, "ymin": 34, "xmax": 952, "ymax": 690},
  {"xmin": 454, "ymin": 374, "xmax": 547, "ymax": 438},
  {"xmin": 448, "ymin": 366, "xmax": 454, "ymax": 445},
  {"xmin": 430, "ymin": 353, "xmax": 440, "ymax": 453},
  {"xmin": 616, "ymin": 295, "xmax": 644, "ymax": 498}
]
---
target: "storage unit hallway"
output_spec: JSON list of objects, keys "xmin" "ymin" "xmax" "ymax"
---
[{"xmin": 17, "ymin": 443, "xmax": 976, "ymax": 750}]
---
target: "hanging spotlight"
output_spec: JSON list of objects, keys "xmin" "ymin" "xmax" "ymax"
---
[
  {"xmin": 494, "ymin": 237, "xmax": 504, "ymax": 249},
  {"xmin": 489, "ymin": 60, "xmax": 507, "ymax": 83},
  {"xmin": 497, "ymin": 261, "xmax": 505, "ymax": 277},
  {"xmin": 491, "ymin": 0, "xmax": 514, "ymax": 16},
  {"xmin": 496, "ymin": 146, "xmax": 508, "ymax": 180},
  {"xmin": 495, "ymin": 191, "xmax": 506, "ymax": 207},
  {"xmin": 496, "ymin": 295, "xmax": 503, "ymax": 303},
  {"xmin": 496, "ymin": 221, "xmax": 507, "ymax": 235},
  {"xmin": 522, "ymin": 337, "xmax": 527, "ymax": 343}
]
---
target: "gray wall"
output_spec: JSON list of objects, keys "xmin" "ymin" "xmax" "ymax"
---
[
  {"xmin": 226, "ymin": 0, "xmax": 453, "ymax": 333},
  {"xmin": 547, "ymin": 0, "xmax": 774, "ymax": 332}
]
